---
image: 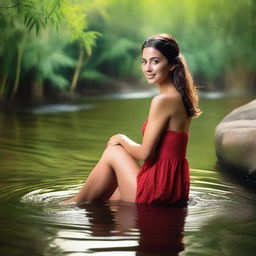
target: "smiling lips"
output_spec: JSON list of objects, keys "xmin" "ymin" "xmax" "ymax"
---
[{"xmin": 145, "ymin": 73, "xmax": 155, "ymax": 79}]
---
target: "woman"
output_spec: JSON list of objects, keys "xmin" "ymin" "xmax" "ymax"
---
[{"xmin": 63, "ymin": 33, "xmax": 201, "ymax": 205}]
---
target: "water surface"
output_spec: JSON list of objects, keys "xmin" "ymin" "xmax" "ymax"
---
[{"xmin": 0, "ymin": 95, "xmax": 255, "ymax": 256}]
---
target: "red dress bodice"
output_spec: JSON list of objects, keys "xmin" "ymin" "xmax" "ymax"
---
[{"xmin": 136, "ymin": 119, "xmax": 190, "ymax": 204}]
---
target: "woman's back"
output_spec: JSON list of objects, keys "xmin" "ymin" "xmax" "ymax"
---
[{"xmin": 153, "ymin": 90, "xmax": 191, "ymax": 133}]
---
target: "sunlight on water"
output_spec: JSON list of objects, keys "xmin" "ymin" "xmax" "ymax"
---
[
  {"xmin": 18, "ymin": 104, "xmax": 94, "ymax": 114},
  {"xmin": 21, "ymin": 186, "xmax": 80, "ymax": 205}
]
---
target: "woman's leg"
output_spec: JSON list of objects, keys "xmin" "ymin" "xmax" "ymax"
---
[
  {"xmin": 65, "ymin": 145, "xmax": 141, "ymax": 203},
  {"xmin": 109, "ymin": 187, "xmax": 121, "ymax": 201}
]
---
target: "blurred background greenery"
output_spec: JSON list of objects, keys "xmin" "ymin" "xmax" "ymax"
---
[{"xmin": 0, "ymin": 0, "xmax": 255, "ymax": 107}]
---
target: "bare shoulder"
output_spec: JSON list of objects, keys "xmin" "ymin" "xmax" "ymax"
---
[{"xmin": 151, "ymin": 93, "xmax": 180, "ymax": 108}]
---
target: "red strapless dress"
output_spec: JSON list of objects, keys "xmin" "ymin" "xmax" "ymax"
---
[{"xmin": 136, "ymin": 119, "xmax": 190, "ymax": 204}]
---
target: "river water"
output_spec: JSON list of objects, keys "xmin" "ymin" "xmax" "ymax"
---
[{"xmin": 0, "ymin": 94, "xmax": 255, "ymax": 256}]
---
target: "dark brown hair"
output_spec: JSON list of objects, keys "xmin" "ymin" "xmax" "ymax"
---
[{"xmin": 142, "ymin": 33, "xmax": 201, "ymax": 118}]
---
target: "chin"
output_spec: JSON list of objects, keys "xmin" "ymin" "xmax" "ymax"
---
[{"xmin": 147, "ymin": 78, "xmax": 157, "ymax": 84}]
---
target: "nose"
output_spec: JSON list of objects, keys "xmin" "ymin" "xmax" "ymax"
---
[{"xmin": 144, "ymin": 62, "xmax": 153, "ymax": 73}]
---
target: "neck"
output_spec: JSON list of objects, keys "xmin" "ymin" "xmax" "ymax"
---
[{"xmin": 157, "ymin": 81, "xmax": 176, "ymax": 94}]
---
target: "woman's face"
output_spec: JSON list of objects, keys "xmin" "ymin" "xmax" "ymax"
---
[{"xmin": 141, "ymin": 47, "xmax": 172, "ymax": 85}]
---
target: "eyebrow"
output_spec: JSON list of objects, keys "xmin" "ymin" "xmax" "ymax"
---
[{"xmin": 141, "ymin": 57, "xmax": 160, "ymax": 60}]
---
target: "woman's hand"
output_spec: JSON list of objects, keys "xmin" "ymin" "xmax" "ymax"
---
[{"xmin": 107, "ymin": 134, "xmax": 127, "ymax": 147}]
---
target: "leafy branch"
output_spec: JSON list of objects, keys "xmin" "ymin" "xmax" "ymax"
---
[{"xmin": 0, "ymin": 0, "xmax": 64, "ymax": 34}]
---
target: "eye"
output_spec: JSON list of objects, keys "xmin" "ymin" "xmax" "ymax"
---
[
  {"xmin": 141, "ymin": 59, "xmax": 146, "ymax": 65},
  {"xmin": 152, "ymin": 59, "xmax": 159, "ymax": 64}
]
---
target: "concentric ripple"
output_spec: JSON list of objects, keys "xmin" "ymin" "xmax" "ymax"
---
[
  {"xmin": 13, "ymin": 169, "xmax": 254, "ymax": 255},
  {"xmin": 16, "ymin": 168, "xmax": 240, "ymax": 231}
]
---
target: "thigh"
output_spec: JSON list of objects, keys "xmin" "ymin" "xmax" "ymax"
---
[
  {"xmin": 104, "ymin": 145, "xmax": 141, "ymax": 202},
  {"xmin": 109, "ymin": 187, "xmax": 121, "ymax": 201}
]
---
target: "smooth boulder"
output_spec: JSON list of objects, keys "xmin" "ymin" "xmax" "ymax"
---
[{"xmin": 215, "ymin": 99, "xmax": 256, "ymax": 179}]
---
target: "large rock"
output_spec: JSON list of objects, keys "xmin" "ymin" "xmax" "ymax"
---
[{"xmin": 215, "ymin": 99, "xmax": 256, "ymax": 180}]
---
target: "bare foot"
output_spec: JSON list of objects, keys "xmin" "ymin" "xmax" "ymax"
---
[{"xmin": 59, "ymin": 199, "xmax": 77, "ymax": 205}]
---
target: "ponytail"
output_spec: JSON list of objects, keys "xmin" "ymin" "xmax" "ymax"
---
[{"xmin": 170, "ymin": 55, "xmax": 201, "ymax": 118}]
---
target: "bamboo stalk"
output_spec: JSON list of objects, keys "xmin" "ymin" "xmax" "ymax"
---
[
  {"xmin": 0, "ymin": 73, "xmax": 8, "ymax": 99},
  {"xmin": 11, "ymin": 35, "xmax": 26, "ymax": 101},
  {"xmin": 70, "ymin": 41, "xmax": 85, "ymax": 93}
]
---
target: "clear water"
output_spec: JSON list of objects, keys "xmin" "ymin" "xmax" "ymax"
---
[{"xmin": 0, "ymin": 95, "xmax": 255, "ymax": 256}]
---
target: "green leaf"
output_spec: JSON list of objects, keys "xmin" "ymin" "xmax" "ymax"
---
[
  {"xmin": 26, "ymin": 17, "xmax": 33, "ymax": 27},
  {"xmin": 24, "ymin": 14, "xmax": 29, "ymax": 25},
  {"xmin": 23, "ymin": 4, "xmax": 33, "ymax": 8},
  {"xmin": 49, "ymin": 17, "xmax": 55, "ymax": 25},
  {"xmin": 28, "ymin": 21, "xmax": 36, "ymax": 33},
  {"xmin": 40, "ymin": 19, "xmax": 46, "ymax": 30},
  {"xmin": 36, "ymin": 22, "xmax": 40, "ymax": 35}
]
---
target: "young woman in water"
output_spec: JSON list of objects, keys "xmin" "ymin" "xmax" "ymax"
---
[{"xmin": 63, "ymin": 33, "xmax": 201, "ymax": 204}]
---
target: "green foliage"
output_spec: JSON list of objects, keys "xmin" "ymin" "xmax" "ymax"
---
[
  {"xmin": 0, "ymin": 0, "xmax": 102, "ymax": 103},
  {"xmin": 80, "ymin": 31, "xmax": 102, "ymax": 56},
  {"xmin": 86, "ymin": 0, "xmax": 256, "ymax": 91},
  {"xmin": 95, "ymin": 37, "xmax": 139, "ymax": 78},
  {"xmin": 0, "ymin": 15, "xmax": 28, "ymax": 99},
  {"xmin": 0, "ymin": 0, "xmax": 63, "ymax": 34},
  {"xmin": 0, "ymin": 18, "xmax": 22, "ymax": 73},
  {"xmin": 81, "ymin": 69, "xmax": 113, "ymax": 83},
  {"xmin": 0, "ymin": 0, "xmax": 255, "ymax": 105},
  {"xmin": 99, "ymin": 38, "xmax": 138, "ymax": 61},
  {"xmin": 60, "ymin": 0, "xmax": 87, "ymax": 40},
  {"xmin": 22, "ymin": 32, "xmax": 76, "ymax": 89}
]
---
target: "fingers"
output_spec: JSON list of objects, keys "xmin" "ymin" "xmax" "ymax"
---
[
  {"xmin": 107, "ymin": 134, "xmax": 125, "ymax": 147},
  {"xmin": 107, "ymin": 142, "xmax": 120, "ymax": 147},
  {"xmin": 107, "ymin": 136, "xmax": 118, "ymax": 147}
]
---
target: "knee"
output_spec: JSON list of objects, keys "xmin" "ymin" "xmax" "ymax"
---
[
  {"xmin": 106, "ymin": 144, "xmax": 124, "ymax": 154},
  {"xmin": 103, "ymin": 145, "xmax": 125, "ymax": 159}
]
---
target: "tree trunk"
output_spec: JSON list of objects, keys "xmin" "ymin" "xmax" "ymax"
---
[
  {"xmin": 0, "ymin": 73, "xmax": 8, "ymax": 99},
  {"xmin": 70, "ymin": 42, "xmax": 85, "ymax": 93},
  {"xmin": 31, "ymin": 80, "xmax": 44, "ymax": 104},
  {"xmin": 11, "ymin": 35, "xmax": 26, "ymax": 101}
]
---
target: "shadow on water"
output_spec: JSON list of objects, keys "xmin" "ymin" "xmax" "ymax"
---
[{"xmin": 216, "ymin": 161, "xmax": 256, "ymax": 191}]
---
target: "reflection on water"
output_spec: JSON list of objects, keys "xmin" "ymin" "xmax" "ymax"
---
[
  {"xmin": 49, "ymin": 202, "xmax": 187, "ymax": 255},
  {"xmin": 22, "ymin": 191, "xmax": 187, "ymax": 255},
  {"xmin": 1, "ymin": 96, "xmax": 256, "ymax": 256},
  {"xmin": 136, "ymin": 203, "xmax": 186, "ymax": 255}
]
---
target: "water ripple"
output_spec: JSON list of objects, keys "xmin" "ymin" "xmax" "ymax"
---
[
  {"xmin": 1, "ymin": 97, "xmax": 256, "ymax": 255},
  {"xmin": 13, "ymin": 169, "xmax": 239, "ymax": 233}
]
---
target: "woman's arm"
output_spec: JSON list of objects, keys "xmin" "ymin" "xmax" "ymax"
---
[{"xmin": 108, "ymin": 94, "xmax": 175, "ymax": 161}]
